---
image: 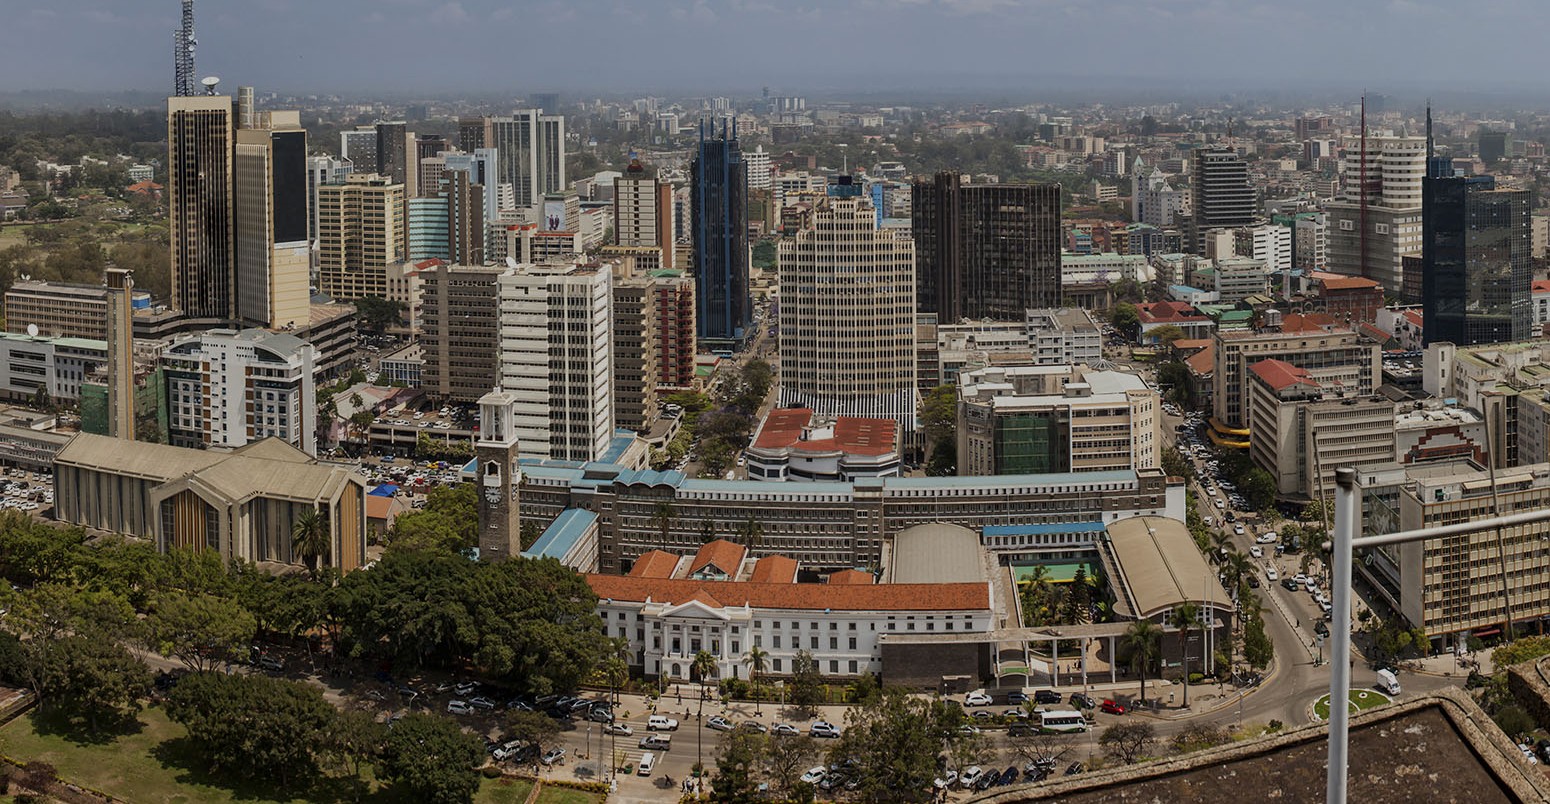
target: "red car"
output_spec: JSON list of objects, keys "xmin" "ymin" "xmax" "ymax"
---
[{"xmin": 1099, "ymin": 699, "xmax": 1126, "ymax": 715}]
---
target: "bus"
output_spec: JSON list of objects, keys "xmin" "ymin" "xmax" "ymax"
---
[{"xmin": 1039, "ymin": 710, "xmax": 1089, "ymax": 734}]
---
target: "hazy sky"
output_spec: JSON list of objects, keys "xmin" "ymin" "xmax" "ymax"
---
[{"xmin": 2, "ymin": 0, "xmax": 1548, "ymax": 97}]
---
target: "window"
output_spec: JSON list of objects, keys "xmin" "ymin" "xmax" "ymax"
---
[
  {"xmin": 810, "ymin": 636, "xmax": 818, "ymax": 649},
  {"xmin": 849, "ymin": 660, "xmax": 858, "ymax": 674},
  {"xmin": 772, "ymin": 659, "xmax": 782, "ymax": 672},
  {"xmin": 773, "ymin": 635, "xmax": 781, "ymax": 649},
  {"xmin": 848, "ymin": 637, "xmax": 857, "ymax": 650},
  {"xmin": 829, "ymin": 637, "xmax": 837, "ymax": 650},
  {"xmin": 829, "ymin": 660, "xmax": 839, "ymax": 673}
]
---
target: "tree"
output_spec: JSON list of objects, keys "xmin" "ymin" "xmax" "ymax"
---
[
  {"xmin": 331, "ymin": 550, "xmax": 477, "ymax": 668},
  {"xmin": 921, "ymin": 385, "xmax": 958, "ymax": 475},
  {"xmin": 734, "ymin": 516, "xmax": 765, "ymax": 549},
  {"xmin": 1124, "ymin": 619, "xmax": 1163, "ymax": 704},
  {"xmin": 327, "ymin": 709, "xmax": 386, "ymax": 780},
  {"xmin": 143, "ymin": 591, "xmax": 257, "ymax": 674},
  {"xmin": 461, "ymin": 557, "xmax": 609, "ymax": 695},
  {"xmin": 693, "ymin": 649, "xmax": 718, "ymax": 769},
  {"xmin": 789, "ymin": 650, "xmax": 824, "ymax": 714},
  {"xmin": 1100, "ymin": 722, "xmax": 1156, "ymax": 765},
  {"xmin": 1240, "ymin": 466, "xmax": 1277, "ymax": 511},
  {"xmin": 1149, "ymin": 324, "xmax": 1185, "ymax": 346},
  {"xmin": 1161, "ymin": 445, "xmax": 1191, "ymax": 479},
  {"xmin": 832, "ymin": 688, "xmax": 950, "ymax": 803},
  {"xmin": 32, "ymin": 634, "xmax": 151, "ymax": 732},
  {"xmin": 649, "ymin": 500, "xmax": 677, "ymax": 542},
  {"xmin": 385, "ymin": 484, "xmax": 478, "ymax": 555},
  {"xmin": 1243, "ymin": 611, "xmax": 1274, "ymax": 671},
  {"xmin": 378, "ymin": 713, "xmax": 483, "ymax": 804},
  {"xmin": 290, "ymin": 507, "xmax": 331, "ymax": 574},
  {"xmin": 1157, "ymin": 360, "xmax": 1193, "ymax": 405},
  {"xmin": 713, "ymin": 729, "xmax": 767, "ymax": 804},
  {"xmin": 506, "ymin": 710, "xmax": 560, "ymax": 756},
  {"xmin": 353, "ymin": 296, "xmax": 405, "ymax": 333},
  {"xmin": 1110, "ymin": 302, "xmax": 1140, "ymax": 339},
  {"xmin": 764, "ymin": 735, "xmax": 819, "ymax": 796},
  {"xmin": 1170, "ymin": 722, "xmax": 1229, "ymax": 754},
  {"xmin": 1171, "ymin": 602, "xmax": 1201, "ymax": 706},
  {"xmin": 744, "ymin": 645, "xmax": 769, "ymax": 714},
  {"xmin": 1112, "ymin": 278, "xmax": 1146, "ymax": 305},
  {"xmin": 164, "ymin": 671, "xmax": 338, "ymax": 787}
]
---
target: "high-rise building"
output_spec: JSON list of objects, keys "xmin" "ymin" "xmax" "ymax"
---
[
  {"xmin": 339, "ymin": 127, "xmax": 377, "ymax": 173},
  {"xmin": 1324, "ymin": 134, "xmax": 1426, "ymax": 293},
  {"xmin": 613, "ymin": 157, "xmax": 675, "ymax": 267},
  {"xmin": 691, "ymin": 120, "xmax": 750, "ymax": 345},
  {"xmin": 457, "ymin": 117, "xmax": 486, "ymax": 153},
  {"xmin": 498, "ymin": 263, "xmax": 614, "ymax": 462},
  {"xmin": 316, "ymin": 174, "xmax": 405, "ymax": 300},
  {"xmin": 1185, "ymin": 147, "xmax": 1257, "ymax": 255},
  {"xmin": 375, "ymin": 121, "xmax": 411, "ymax": 194},
  {"xmin": 1422, "ymin": 175, "xmax": 1532, "ymax": 346},
  {"xmin": 168, "ymin": 95, "xmax": 235, "ymax": 319},
  {"xmin": 419, "ymin": 263, "xmax": 504, "ymax": 403},
  {"xmin": 234, "ymin": 112, "xmax": 311, "ymax": 329},
  {"xmin": 1131, "ymin": 158, "xmax": 1185, "ymax": 227},
  {"xmin": 611, "ymin": 269, "xmax": 660, "ymax": 433},
  {"xmin": 160, "ymin": 328, "xmax": 317, "ymax": 456},
  {"xmin": 413, "ymin": 134, "xmax": 447, "ymax": 196},
  {"xmin": 1479, "ymin": 130, "xmax": 1510, "ymax": 165},
  {"xmin": 443, "ymin": 149, "xmax": 500, "ymax": 222},
  {"xmin": 405, "ymin": 169, "xmax": 485, "ymax": 266},
  {"xmin": 1213, "ymin": 321, "xmax": 1381, "ymax": 430},
  {"xmin": 912, "ymin": 171, "xmax": 1062, "ymax": 322},
  {"xmin": 306, "ymin": 156, "xmax": 351, "ymax": 244},
  {"xmin": 778, "ymin": 194, "xmax": 917, "ymax": 426},
  {"xmin": 485, "ymin": 110, "xmax": 565, "ymax": 210},
  {"xmin": 744, "ymin": 145, "xmax": 771, "ymax": 191},
  {"xmin": 652, "ymin": 270, "xmax": 697, "ymax": 390}
]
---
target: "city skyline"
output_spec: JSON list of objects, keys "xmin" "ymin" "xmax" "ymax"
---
[{"xmin": 8, "ymin": 1, "xmax": 1550, "ymax": 98}]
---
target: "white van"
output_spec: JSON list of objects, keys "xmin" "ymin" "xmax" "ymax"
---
[
  {"xmin": 639, "ymin": 734, "xmax": 672, "ymax": 751},
  {"xmin": 638, "ymin": 752, "xmax": 656, "ymax": 776},
  {"xmin": 1377, "ymin": 668, "xmax": 1401, "ymax": 695}
]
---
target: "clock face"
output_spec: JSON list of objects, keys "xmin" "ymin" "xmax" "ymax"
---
[{"xmin": 484, "ymin": 486, "xmax": 503, "ymax": 504}]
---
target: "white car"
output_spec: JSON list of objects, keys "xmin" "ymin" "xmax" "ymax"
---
[
  {"xmin": 959, "ymin": 766, "xmax": 985, "ymax": 789},
  {"xmin": 1250, "ymin": 546, "xmax": 1263, "ymax": 559},
  {"xmin": 647, "ymin": 715, "xmax": 679, "ymax": 731},
  {"xmin": 809, "ymin": 721, "xmax": 841, "ymax": 738},
  {"xmin": 1265, "ymin": 565, "xmax": 1279, "ymax": 581},
  {"xmin": 800, "ymin": 766, "xmax": 827, "ymax": 785},
  {"xmin": 1257, "ymin": 532, "xmax": 1278, "ymax": 544},
  {"xmin": 1214, "ymin": 498, "xmax": 1226, "ymax": 510},
  {"xmin": 1234, "ymin": 524, "xmax": 1246, "ymax": 536},
  {"xmin": 964, "ymin": 691, "xmax": 992, "ymax": 707},
  {"xmin": 934, "ymin": 771, "xmax": 959, "ymax": 789},
  {"xmin": 446, "ymin": 700, "xmax": 472, "ymax": 715},
  {"xmin": 1203, "ymin": 516, "xmax": 1214, "ymax": 527}
]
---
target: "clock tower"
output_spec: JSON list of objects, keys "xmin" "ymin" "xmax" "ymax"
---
[{"xmin": 474, "ymin": 388, "xmax": 521, "ymax": 561}]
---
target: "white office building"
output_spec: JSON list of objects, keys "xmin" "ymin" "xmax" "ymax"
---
[{"xmin": 160, "ymin": 328, "xmax": 317, "ymax": 456}]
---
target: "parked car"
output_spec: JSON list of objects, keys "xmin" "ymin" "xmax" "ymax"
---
[
  {"xmin": 446, "ymin": 700, "xmax": 472, "ymax": 715},
  {"xmin": 603, "ymin": 722, "xmax": 633, "ymax": 736},
  {"xmin": 707, "ymin": 716, "xmax": 735, "ymax": 732},
  {"xmin": 964, "ymin": 691, "xmax": 993, "ymax": 706},
  {"xmin": 453, "ymin": 682, "xmax": 478, "ymax": 697},
  {"xmin": 997, "ymin": 766, "xmax": 1019, "ymax": 786},
  {"xmin": 1069, "ymin": 692, "xmax": 1097, "ymax": 710},
  {"xmin": 468, "ymin": 697, "xmax": 496, "ymax": 711},
  {"xmin": 810, "ymin": 721, "xmax": 841, "ymax": 738},
  {"xmin": 1033, "ymin": 689, "xmax": 1061, "ymax": 705},
  {"xmin": 256, "ymin": 655, "xmax": 283, "ymax": 672},
  {"xmin": 1257, "ymin": 532, "xmax": 1278, "ymax": 544},
  {"xmin": 740, "ymin": 721, "xmax": 768, "ymax": 733},
  {"xmin": 1006, "ymin": 691, "xmax": 1029, "ymax": 705},
  {"xmin": 1283, "ymin": 577, "xmax": 1302, "ymax": 592},
  {"xmin": 587, "ymin": 707, "xmax": 614, "ymax": 723},
  {"xmin": 958, "ymin": 766, "xmax": 985, "ymax": 789},
  {"xmin": 800, "ymin": 766, "xmax": 827, "ymax": 785},
  {"xmin": 771, "ymin": 723, "xmax": 800, "ymax": 736},
  {"xmin": 540, "ymin": 747, "xmax": 566, "ymax": 766},
  {"xmin": 1065, "ymin": 761, "xmax": 1085, "ymax": 776},
  {"xmin": 1100, "ymin": 699, "xmax": 1127, "ymax": 715},
  {"xmin": 933, "ymin": 771, "xmax": 958, "ymax": 790}
]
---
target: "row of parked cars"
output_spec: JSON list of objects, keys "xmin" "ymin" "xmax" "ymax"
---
[
  {"xmin": 936, "ymin": 757, "xmax": 1084, "ymax": 793},
  {"xmin": 962, "ymin": 689, "xmax": 1125, "ymax": 715}
]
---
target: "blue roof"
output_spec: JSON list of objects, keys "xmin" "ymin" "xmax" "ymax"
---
[
  {"xmin": 368, "ymin": 484, "xmax": 398, "ymax": 497},
  {"xmin": 880, "ymin": 471, "xmax": 1133, "ymax": 490},
  {"xmin": 982, "ymin": 521, "xmax": 1105, "ymax": 536},
  {"xmin": 614, "ymin": 468, "xmax": 688, "ymax": 487},
  {"xmin": 523, "ymin": 508, "xmax": 598, "ymax": 561},
  {"xmin": 598, "ymin": 431, "xmax": 639, "ymax": 465},
  {"xmin": 1169, "ymin": 284, "xmax": 1205, "ymax": 294}
]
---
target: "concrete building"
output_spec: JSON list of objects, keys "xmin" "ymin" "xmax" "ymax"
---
[
  {"xmin": 234, "ymin": 112, "xmax": 311, "ymax": 329},
  {"xmin": 613, "ymin": 158, "xmax": 675, "ymax": 268},
  {"xmin": 1025, "ymin": 308, "xmax": 1103, "ymax": 365},
  {"xmin": 405, "ymin": 169, "xmax": 484, "ymax": 266},
  {"xmin": 473, "ymin": 110, "xmax": 566, "ymax": 212},
  {"xmin": 747, "ymin": 408, "xmax": 900, "ymax": 482},
  {"xmin": 160, "ymin": 328, "xmax": 317, "ymax": 456},
  {"xmin": 168, "ymin": 95, "xmax": 236, "ymax": 319},
  {"xmin": 0, "ymin": 332, "xmax": 107, "ymax": 403},
  {"xmin": 317, "ymin": 174, "xmax": 405, "ymax": 300},
  {"xmin": 957, "ymin": 365, "xmax": 1159, "ymax": 476},
  {"xmin": 778, "ymin": 196, "xmax": 917, "ymax": 426},
  {"xmin": 419, "ymin": 263, "xmax": 503, "ymax": 403},
  {"xmin": 1186, "ymin": 147, "xmax": 1257, "ymax": 256},
  {"xmin": 1245, "ymin": 359, "xmax": 1395, "ymax": 499},
  {"xmin": 588, "ymin": 530, "xmax": 994, "ymax": 681},
  {"xmin": 1213, "ymin": 256, "xmax": 1270, "ymax": 304},
  {"xmin": 306, "ymin": 155, "xmax": 351, "ymax": 245},
  {"xmin": 497, "ymin": 263, "xmax": 614, "ymax": 462},
  {"xmin": 53, "ymin": 434, "xmax": 366, "ymax": 572},
  {"xmin": 652, "ymin": 270, "xmax": 697, "ymax": 390},
  {"xmin": 104, "ymin": 269, "xmax": 134, "ymax": 440},
  {"xmin": 1325, "ymin": 135, "xmax": 1426, "ymax": 294},
  {"xmin": 5, "ymin": 280, "xmax": 150, "ymax": 341},
  {"xmin": 1132, "ymin": 161, "xmax": 1186, "ymax": 227},
  {"xmin": 1097, "ymin": 517, "xmax": 1231, "ymax": 677},
  {"xmin": 692, "ymin": 120, "xmax": 750, "ymax": 347},
  {"xmin": 611, "ymin": 269, "xmax": 660, "ymax": 434},
  {"xmin": 913, "ymin": 172, "xmax": 1062, "ymax": 322},
  {"xmin": 744, "ymin": 145, "xmax": 771, "ymax": 191},
  {"xmin": 1213, "ymin": 319, "xmax": 1381, "ymax": 431},
  {"xmin": 1422, "ymin": 175, "xmax": 1532, "ymax": 346}
]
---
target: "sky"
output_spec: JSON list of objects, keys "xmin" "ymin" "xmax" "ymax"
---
[{"xmin": 2, "ymin": 0, "xmax": 1550, "ymax": 99}]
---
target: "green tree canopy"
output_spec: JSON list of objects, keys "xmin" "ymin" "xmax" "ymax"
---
[
  {"xmin": 142, "ymin": 591, "xmax": 257, "ymax": 674},
  {"xmin": 32, "ymin": 634, "xmax": 151, "ymax": 732},
  {"xmin": 377, "ymin": 713, "xmax": 483, "ymax": 804},
  {"xmin": 164, "ymin": 671, "xmax": 338, "ymax": 788}
]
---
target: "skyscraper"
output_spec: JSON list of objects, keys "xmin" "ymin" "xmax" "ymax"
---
[
  {"xmin": 778, "ymin": 191, "xmax": 917, "ymax": 426},
  {"xmin": 406, "ymin": 169, "xmax": 485, "ymax": 265},
  {"xmin": 104, "ymin": 268, "xmax": 134, "ymax": 441},
  {"xmin": 443, "ymin": 149, "xmax": 501, "ymax": 223},
  {"xmin": 613, "ymin": 156, "xmax": 675, "ymax": 267},
  {"xmin": 1422, "ymin": 175, "xmax": 1532, "ymax": 346},
  {"xmin": 375, "ymin": 121, "xmax": 411, "ymax": 193},
  {"xmin": 316, "ymin": 174, "xmax": 405, "ymax": 300},
  {"xmin": 234, "ymin": 112, "xmax": 311, "ymax": 329},
  {"xmin": 1324, "ymin": 134, "xmax": 1426, "ymax": 292},
  {"xmin": 1186, "ymin": 147, "xmax": 1258, "ymax": 255},
  {"xmin": 486, "ymin": 110, "xmax": 565, "ymax": 211},
  {"xmin": 339, "ymin": 127, "xmax": 377, "ymax": 174},
  {"xmin": 911, "ymin": 172, "xmax": 1061, "ymax": 322},
  {"xmin": 168, "ymin": 94, "xmax": 235, "ymax": 319},
  {"xmin": 691, "ymin": 120, "xmax": 749, "ymax": 345}
]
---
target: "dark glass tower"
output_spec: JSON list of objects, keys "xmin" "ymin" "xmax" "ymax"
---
[
  {"xmin": 1422, "ymin": 174, "xmax": 1531, "ymax": 346},
  {"xmin": 691, "ymin": 120, "xmax": 749, "ymax": 345},
  {"xmin": 911, "ymin": 172, "xmax": 1062, "ymax": 322}
]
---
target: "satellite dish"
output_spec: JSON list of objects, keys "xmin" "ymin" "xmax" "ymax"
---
[
  {"xmin": 25, "ymin": 324, "xmax": 38, "ymax": 337},
  {"xmin": 201, "ymin": 76, "xmax": 221, "ymax": 94}
]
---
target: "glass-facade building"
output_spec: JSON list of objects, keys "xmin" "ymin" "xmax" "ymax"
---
[
  {"xmin": 691, "ymin": 120, "xmax": 749, "ymax": 345},
  {"xmin": 1422, "ymin": 175, "xmax": 1532, "ymax": 346}
]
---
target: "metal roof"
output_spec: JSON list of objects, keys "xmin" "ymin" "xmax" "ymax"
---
[
  {"xmin": 524, "ymin": 509, "xmax": 598, "ymax": 560},
  {"xmin": 1104, "ymin": 516, "xmax": 1229, "ymax": 617},
  {"xmin": 889, "ymin": 523, "xmax": 985, "ymax": 585}
]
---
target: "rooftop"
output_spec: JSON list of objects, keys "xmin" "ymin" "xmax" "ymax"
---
[
  {"xmin": 523, "ymin": 508, "xmax": 598, "ymax": 561},
  {"xmin": 1249, "ymin": 358, "xmax": 1319, "ymax": 392},
  {"xmin": 751, "ymin": 408, "xmax": 898, "ymax": 457},
  {"xmin": 587, "ymin": 574, "xmax": 990, "ymax": 612},
  {"xmin": 1104, "ymin": 516, "xmax": 1229, "ymax": 617},
  {"xmin": 890, "ymin": 523, "xmax": 986, "ymax": 585}
]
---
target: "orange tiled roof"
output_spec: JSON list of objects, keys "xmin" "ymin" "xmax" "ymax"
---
[
  {"xmin": 586, "ymin": 575, "xmax": 989, "ymax": 612},
  {"xmin": 365, "ymin": 494, "xmax": 398, "ymax": 521},
  {"xmin": 689, "ymin": 539, "xmax": 747, "ymax": 577},
  {"xmin": 749, "ymin": 555, "xmax": 798, "ymax": 584},
  {"xmin": 1402, "ymin": 310, "xmax": 1424, "ymax": 328},
  {"xmin": 1185, "ymin": 345, "xmax": 1215, "ymax": 376},
  {"xmin": 1319, "ymin": 275, "xmax": 1381, "ymax": 291},
  {"xmin": 630, "ymin": 550, "xmax": 681, "ymax": 578},
  {"xmin": 1249, "ymin": 358, "xmax": 1319, "ymax": 392},
  {"xmin": 1534, "ymin": 280, "xmax": 1550, "ymax": 295},
  {"xmin": 1278, "ymin": 312, "xmax": 1338, "ymax": 334},
  {"xmin": 1137, "ymin": 301, "xmax": 1208, "ymax": 324},
  {"xmin": 753, "ymin": 408, "xmax": 897, "ymax": 456},
  {"xmin": 827, "ymin": 569, "xmax": 875, "ymax": 585}
]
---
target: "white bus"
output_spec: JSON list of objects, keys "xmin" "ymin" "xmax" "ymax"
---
[{"xmin": 1040, "ymin": 710, "xmax": 1089, "ymax": 733}]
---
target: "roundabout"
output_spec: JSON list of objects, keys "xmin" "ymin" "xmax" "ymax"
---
[{"xmin": 1311, "ymin": 688, "xmax": 1390, "ymax": 721}]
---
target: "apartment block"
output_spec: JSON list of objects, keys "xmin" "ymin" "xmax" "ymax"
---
[
  {"xmin": 612, "ymin": 270, "xmax": 660, "ymax": 433},
  {"xmin": 1212, "ymin": 317, "xmax": 1381, "ymax": 430},
  {"xmin": 1245, "ymin": 359, "xmax": 1395, "ymax": 499},
  {"xmin": 159, "ymin": 328, "xmax": 317, "ymax": 456},
  {"xmin": 317, "ymin": 174, "xmax": 405, "ymax": 300}
]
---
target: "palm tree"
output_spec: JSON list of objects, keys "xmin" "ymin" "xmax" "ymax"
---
[
  {"xmin": 649, "ymin": 500, "xmax": 677, "ymax": 542},
  {"xmin": 735, "ymin": 516, "xmax": 764, "ymax": 550},
  {"xmin": 606, "ymin": 637, "xmax": 630, "ymax": 705},
  {"xmin": 691, "ymin": 649, "xmax": 718, "ymax": 772},
  {"xmin": 743, "ymin": 646, "xmax": 769, "ymax": 715},
  {"xmin": 1124, "ymin": 619, "xmax": 1163, "ymax": 706},
  {"xmin": 1020, "ymin": 565, "xmax": 1054, "ymax": 626},
  {"xmin": 1170, "ymin": 602, "xmax": 1201, "ymax": 707},
  {"xmin": 290, "ymin": 507, "xmax": 330, "ymax": 574}
]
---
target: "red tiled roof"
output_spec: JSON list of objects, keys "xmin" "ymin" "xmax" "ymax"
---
[
  {"xmin": 1278, "ymin": 312, "xmax": 1338, "ymax": 334},
  {"xmin": 1403, "ymin": 310, "xmax": 1424, "ymax": 328},
  {"xmin": 1359, "ymin": 322, "xmax": 1394, "ymax": 342},
  {"xmin": 827, "ymin": 569, "xmax": 875, "ymax": 585},
  {"xmin": 753, "ymin": 409, "xmax": 897, "ymax": 457},
  {"xmin": 365, "ymin": 494, "xmax": 399, "ymax": 521},
  {"xmin": 1185, "ymin": 345, "xmax": 1215, "ymax": 376},
  {"xmin": 586, "ymin": 575, "xmax": 990, "ymax": 612},
  {"xmin": 1319, "ymin": 275, "xmax": 1381, "ymax": 292},
  {"xmin": 630, "ymin": 550, "xmax": 681, "ymax": 578},
  {"xmin": 1249, "ymin": 358, "xmax": 1319, "ymax": 392},
  {"xmin": 753, "ymin": 409, "xmax": 812, "ymax": 450},
  {"xmin": 749, "ymin": 555, "xmax": 798, "ymax": 584},
  {"xmin": 1534, "ymin": 280, "xmax": 1550, "ymax": 295},
  {"xmin": 830, "ymin": 418, "xmax": 897, "ymax": 456},
  {"xmin": 1137, "ymin": 301, "xmax": 1207, "ymax": 324},
  {"xmin": 689, "ymin": 539, "xmax": 747, "ymax": 577},
  {"xmin": 1172, "ymin": 339, "xmax": 1212, "ymax": 351}
]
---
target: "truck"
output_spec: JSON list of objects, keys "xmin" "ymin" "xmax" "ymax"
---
[{"xmin": 1376, "ymin": 668, "xmax": 1401, "ymax": 695}]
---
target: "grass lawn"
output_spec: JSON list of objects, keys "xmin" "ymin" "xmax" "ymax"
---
[
  {"xmin": 1313, "ymin": 689, "xmax": 1390, "ymax": 720},
  {"xmin": 533, "ymin": 787, "xmax": 603, "ymax": 804},
  {"xmin": 474, "ymin": 777, "xmax": 534, "ymax": 804}
]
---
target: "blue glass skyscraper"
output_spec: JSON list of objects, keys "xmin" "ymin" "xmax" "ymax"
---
[{"xmin": 691, "ymin": 119, "xmax": 749, "ymax": 346}]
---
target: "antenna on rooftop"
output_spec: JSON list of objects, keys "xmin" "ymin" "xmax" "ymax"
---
[
  {"xmin": 173, "ymin": 0, "xmax": 197, "ymax": 97},
  {"xmin": 201, "ymin": 76, "xmax": 220, "ymax": 95}
]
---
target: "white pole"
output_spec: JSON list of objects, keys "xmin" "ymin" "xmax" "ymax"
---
[{"xmin": 1327, "ymin": 467, "xmax": 1358, "ymax": 804}]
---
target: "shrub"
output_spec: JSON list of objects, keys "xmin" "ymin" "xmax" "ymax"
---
[
  {"xmin": 1188, "ymin": 673, "xmax": 1205, "ymax": 685},
  {"xmin": 482, "ymin": 766, "xmax": 502, "ymax": 779}
]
